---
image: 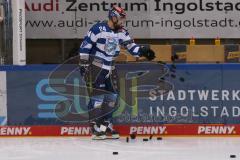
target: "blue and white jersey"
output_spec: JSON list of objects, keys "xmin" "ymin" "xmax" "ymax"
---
[{"xmin": 79, "ymin": 21, "xmax": 141, "ymax": 70}]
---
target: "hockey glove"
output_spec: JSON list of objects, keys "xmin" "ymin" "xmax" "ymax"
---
[
  {"xmin": 79, "ymin": 59, "xmax": 89, "ymax": 77},
  {"xmin": 139, "ymin": 46, "xmax": 156, "ymax": 61},
  {"xmin": 79, "ymin": 64, "xmax": 89, "ymax": 77}
]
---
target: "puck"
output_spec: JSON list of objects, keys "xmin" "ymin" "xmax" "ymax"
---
[
  {"xmin": 230, "ymin": 155, "xmax": 236, "ymax": 158},
  {"xmin": 143, "ymin": 138, "xmax": 149, "ymax": 142},
  {"xmin": 126, "ymin": 137, "xmax": 129, "ymax": 143},
  {"xmin": 130, "ymin": 133, "xmax": 136, "ymax": 140},
  {"xmin": 157, "ymin": 137, "xmax": 162, "ymax": 140},
  {"xmin": 149, "ymin": 135, "xmax": 153, "ymax": 140},
  {"xmin": 113, "ymin": 152, "xmax": 118, "ymax": 155}
]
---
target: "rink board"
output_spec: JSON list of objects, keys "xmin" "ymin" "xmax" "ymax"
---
[
  {"xmin": 3, "ymin": 63, "xmax": 240, "ymax": 125},
  {"xmin": 0, "ymin": 124, "xmax": 239, "ymax": 137},
  {"xmin": 0, "ymin": 63, "xmax": 240, "ymax": 137}
]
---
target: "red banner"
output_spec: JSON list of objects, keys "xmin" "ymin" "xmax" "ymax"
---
[{"xmin": 0, "ymin": 124, "xmax": 239, "ymax": 137}]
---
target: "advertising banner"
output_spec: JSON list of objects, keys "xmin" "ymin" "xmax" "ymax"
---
[
  {"xmin": 0, "ymin": 124, "xmax": 239, "ymax": 136},
  {"xmin": 25, "ymin": 0, "xmax": 240, "ymax": 39},
  {"xmin": 3, "ymin": 64, "xmax": 240, "ymax": 126},
  {"xmin": 12, "ymin": 0, "xmax": 26, "ymax": 65}
]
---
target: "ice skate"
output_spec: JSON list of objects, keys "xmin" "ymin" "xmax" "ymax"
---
[
  {"xmin": 104, "ymin": 121, "xmax": 120, "ymax": 139},
  {"xmin": 90, "ymin": 122, "xmax": 107, "ymax": 140},
  {"xmin": 91, "ymin": 131, "xmax": 106, "ymax": 140}
]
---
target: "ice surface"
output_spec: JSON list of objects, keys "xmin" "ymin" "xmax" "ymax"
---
[{"xmin": 0, "ymin": 137, "xmax": 239, "ymax": 160}]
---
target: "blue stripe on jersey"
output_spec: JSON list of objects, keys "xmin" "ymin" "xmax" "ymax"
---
[
  {"xmin": 119, "ymin": 39, "xmax": 124, "ymax": 44},
  {"xmin": 97, "ymin": 38, "xmax": 106, "ymax": 44},
  {"xmin": 85, "ymin": 36, "xmax": 94, "ymax": 44},
  {"xmin": 125, "ymin": 31, "xmax": 130, "ymax": 36},
  {"xmin": 80, "ymin": 48, "xmax": 91, "ymax": 54},
  {"xmin": 91, "ymin": 22, "xmax": 111, "ymax": 35},
  {"xmin": 90, "ymin": 24, "xmax": 101, "ymax": 35},
  {"xmin": 128, "ymin": 45, "xmax": 139, "ymax": 55}
]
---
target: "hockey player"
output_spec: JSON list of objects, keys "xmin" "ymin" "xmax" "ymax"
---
[{"xmin": 79, "ymin": 6, "xmax": 155, "ymax": 140}]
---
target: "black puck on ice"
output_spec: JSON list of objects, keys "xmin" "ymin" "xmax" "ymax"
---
[
  {"xmin": 230, "ymin": 155, "xmax": 236, "ymax": 158},
  {"xmin": 113, "ymin": 152, "xmax": 118, "ymax": 155},
  {"xmin": 143, "ymin": 138, "xmax": 149, "ymax": 142},
  {"xmin": 130, "ymin": 133, "xmax": 136, "ymax": 139},
  {"xmin": 157, "ymin": 137, "xmax": 163, "ymax": 140},
  {"xmin": 126, "ymin": 137, "xmax": 129, "ymax": 143},
  {"xmin": 149, "ymin": 135, "xmax": 153, "ymax": 140}
]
